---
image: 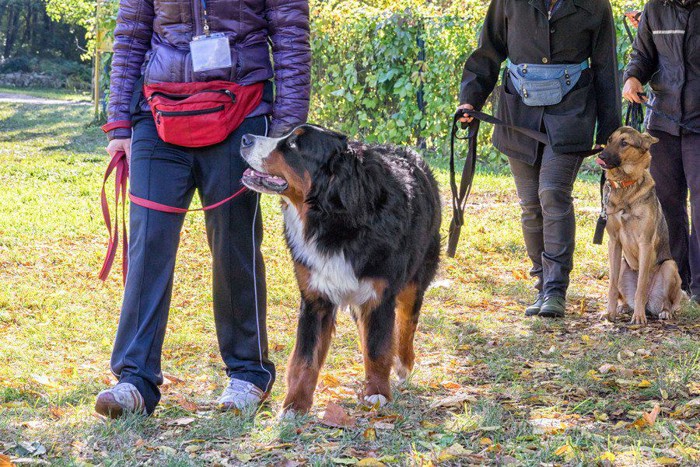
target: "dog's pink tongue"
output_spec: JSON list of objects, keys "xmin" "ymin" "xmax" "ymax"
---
[{"xmin": 595, "ymin": 157, "xmax": 605, "ymax": 167}]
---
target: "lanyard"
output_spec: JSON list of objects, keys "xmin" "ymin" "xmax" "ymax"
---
[{"xmin": 199, "ymin": 0, "xmax": 210, "ymax": 35}]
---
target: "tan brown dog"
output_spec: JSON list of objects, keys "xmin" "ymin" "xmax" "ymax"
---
[{"xmin": 596, "ymin": 127, "xmax": 683, "ymax": 325}]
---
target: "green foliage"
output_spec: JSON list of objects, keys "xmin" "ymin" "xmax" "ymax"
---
[{"xmin": 309, "ymin": 0, "xmax": 646, "ymax": 166}]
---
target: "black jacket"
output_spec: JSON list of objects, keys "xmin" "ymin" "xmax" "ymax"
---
[
  {"xmin": 460, "ymin": 0, "xmax": 621, "ymax": 163},
  {"xmin": 624, "ymin": 0, "xmax": 699, "ymax": 136}
]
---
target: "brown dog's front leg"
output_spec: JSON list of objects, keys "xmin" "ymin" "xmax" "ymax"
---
[
  {"xmin": 282, "ymin": 296, "xmax": 336, "ymax": 416},
  {"xmin": 632, "ymin": 244, "xmax": 652, "ymax": 325},
  {"xmin": 606, "ymin": 238, "xmax": 623, "ymax": 321}
]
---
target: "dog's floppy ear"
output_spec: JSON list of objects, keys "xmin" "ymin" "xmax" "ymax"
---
[{"xmin": 641, "ymin": 132, "xmax": 659, "ymax": 150}]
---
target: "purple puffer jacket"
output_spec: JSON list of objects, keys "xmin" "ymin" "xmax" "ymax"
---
[{"xmin": 107, "ymin": 0, "xmax": 310, "ymax": 139}]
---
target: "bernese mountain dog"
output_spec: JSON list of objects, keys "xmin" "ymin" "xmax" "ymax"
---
[{"xmin": 239, "ymin": 124, "xmax": 441, "ymax": 415}]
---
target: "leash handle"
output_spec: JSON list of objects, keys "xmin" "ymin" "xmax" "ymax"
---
[
  {"xmin": 447, "ymin": 111, "xmax": 479, "ymax": 258},
  {"xmin": 99, "ymin": 150, "xmax": 129, "ymax": 283}
]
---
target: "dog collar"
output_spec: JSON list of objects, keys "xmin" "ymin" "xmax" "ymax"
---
[{"xmin": 607, "ymin": 179, "xmax": 638, "ymax": 189}]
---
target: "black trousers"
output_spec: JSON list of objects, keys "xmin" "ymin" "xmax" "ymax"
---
[
  {"xmin": 110, "ymin": 114, "xmax": 275, "ymax": 414},
  {"xmin": 648, "ymin": 129, "xmax": 700, "ymax": 295},
  {"xmin": 508, "ymin": 146, "xmax": 583, "ymax": 298}
]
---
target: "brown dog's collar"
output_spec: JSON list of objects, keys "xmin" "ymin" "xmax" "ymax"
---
[{"xmin": 607, "ymin": 179, "xmax": 639, "ymax": 189}]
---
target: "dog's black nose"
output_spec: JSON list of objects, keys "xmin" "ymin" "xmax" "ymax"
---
[{"xmin": 241, "ymin": 134, "xmax": 254, "ymax": 148}]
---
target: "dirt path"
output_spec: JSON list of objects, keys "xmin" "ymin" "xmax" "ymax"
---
[{"xmin": 0, "ymin": 92, "xmax": 90, "ymax": 105}]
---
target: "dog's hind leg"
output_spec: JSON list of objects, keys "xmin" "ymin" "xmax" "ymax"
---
[
  {"xmin": 358, "ymin": 296, "xmax": 396, "ymax": 407},
  {"xmin": 394, "ymin": 283, "xmax": 421, "ymax": 384},
  {"xmin": 650, "ymin": 260, "xmax": 682, "ymax": 320},
  {"xmin": 282, "ymin": 295, "xmax": 336, "ymax": 415}
]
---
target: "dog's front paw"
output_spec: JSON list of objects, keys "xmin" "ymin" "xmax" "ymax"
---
[
  {"xmin": 658, "ymin": 310, "xmax": 673, "ymax": 321},
  {"xmin": 393, "ymin": 356, "xmax": 412, "ymax": 384},
  {"xmin": 630, "ymin": 312, "xmax": 647, "ymax": 325},
  {"xmin": 363, "ymin": 394, "xmax": 388, "ymax": 408}
]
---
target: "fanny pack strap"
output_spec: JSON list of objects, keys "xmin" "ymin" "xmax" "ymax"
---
[{"xmin": 99, "ymin": 150, "xmax": 249, "ymax": 282}]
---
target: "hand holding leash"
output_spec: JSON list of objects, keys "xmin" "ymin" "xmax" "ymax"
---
[
  {"xmin": 456, "ymin": 103, "xmax": 475, "ymax": 124},
  {"xmin": 622, "ymin": 78, "xmax": 647, "ymax": 104},
  {"xmin": 107, "ymin": 138, "xmax": 132, "ymax": 166}
]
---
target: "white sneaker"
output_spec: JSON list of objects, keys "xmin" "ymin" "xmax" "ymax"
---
[
  {"xmin": 217, "ymin": 378, "xmax": 265, "ymax": 411},
  {"xmin": 95, "ymin": 382, "xmax": 147, "ymax": 418}
]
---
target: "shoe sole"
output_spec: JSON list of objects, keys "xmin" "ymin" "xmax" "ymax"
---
[
  {"xmin": 538, "ymin": 310, "xmax": 564, "ymax": 318},
  {"xmin": 95, "ymin": 394, "xmax": 125, "ymax": 419}
]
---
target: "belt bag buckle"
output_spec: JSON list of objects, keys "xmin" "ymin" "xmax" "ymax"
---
[{"xmin": 520, "ymin": 79, "xmax": 563, "ymax": 107}]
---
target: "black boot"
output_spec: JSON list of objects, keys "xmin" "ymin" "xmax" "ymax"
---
[
  {"xmin": 525, "ymin": 295, "xmax": 544, "ymax": 317},
  {"xmin": 538, "ymin": 296, "xmax": 566, "ymax": 318}
]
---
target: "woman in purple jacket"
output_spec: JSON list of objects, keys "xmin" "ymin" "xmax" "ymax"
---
[{"xmin": 96, "ymin": 0, "xmax": 311, "ymax": 418}]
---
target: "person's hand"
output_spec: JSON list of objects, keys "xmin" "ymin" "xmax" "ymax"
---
[
  {"xmin": 622, "ymin": 77, "xmax": 646, "ymax": 104},
  {"xmin": 457, "ymin": 103, "xmax": 475, "ymax": 123},
  {"xmin": 106, "ymin": 138, "xmax": 132, "ymax": 165}
]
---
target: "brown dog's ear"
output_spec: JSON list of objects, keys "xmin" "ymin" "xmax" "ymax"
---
[{"xmin": 641, "ymin": 133, "xmax": 659, "ymax": 150}]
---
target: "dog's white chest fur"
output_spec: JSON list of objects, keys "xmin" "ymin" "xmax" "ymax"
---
[{"xmin": 282, "ymin": 202, "xmax": 377, "ymax": 307}]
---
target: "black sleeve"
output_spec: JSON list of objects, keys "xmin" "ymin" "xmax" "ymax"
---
[
  {"xmin": 591, "ymin": 0, "xmax": 621, "ymax": 144},
  {"xmin": 623, "ymin": 7, "xmax": 658, "ymax": 85},
  {"xmin": 459, "ymin": 0, "xmax": 507, "ymax": 110}
]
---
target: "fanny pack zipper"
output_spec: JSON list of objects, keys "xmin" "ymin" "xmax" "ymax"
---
[
  {"xmin": 149, "ymin": 89, "xmax": 236, "ymax": 102},
  {"xmin": 156, "ymin": 105, "xmax": 225, "ymax": 124}
]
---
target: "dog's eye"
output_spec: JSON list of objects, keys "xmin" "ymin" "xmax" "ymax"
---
[
  {"xmin": 620, "ymin": 140, "xmax": 628, "ymax": 147},
  {"xmin": 287, "ymin": 135, "xmax": 298, "ymax": 150}
]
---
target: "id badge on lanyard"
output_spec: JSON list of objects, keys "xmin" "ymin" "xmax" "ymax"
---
[{"xmin": 189, "ymin": 0, "xmax": 232, "ymax": 72}]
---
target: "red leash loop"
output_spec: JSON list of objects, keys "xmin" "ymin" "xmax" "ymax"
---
[
  {"xmin": 99, "ymin": 150, "xmax": 129, "ymax": 283},
  {"xmin": 99, "ymin": 150, "xmax": 248, "ymax": 282}
]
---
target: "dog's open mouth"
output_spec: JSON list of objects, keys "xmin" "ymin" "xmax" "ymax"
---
[
  {"xmin": 596, "ymin": 157, "xmax": 613, "ymax": 169},
  {"xmin": 242, "ymin": 168, "xmax": 288, "ymax": 194}
]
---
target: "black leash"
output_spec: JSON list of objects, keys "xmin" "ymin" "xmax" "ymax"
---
[{"xmin": 447, "ymin": 108, "xmax": 602, "ymax": 257}]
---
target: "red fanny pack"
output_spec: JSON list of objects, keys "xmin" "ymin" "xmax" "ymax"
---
[{"xmin": 143, "ymin": 80, "xmax": 263, "ymax": 147}]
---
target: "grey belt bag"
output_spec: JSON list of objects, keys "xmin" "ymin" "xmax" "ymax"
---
[{"xmin": 507, "ymin": 60, "xmax": 589, "ymax": 107}]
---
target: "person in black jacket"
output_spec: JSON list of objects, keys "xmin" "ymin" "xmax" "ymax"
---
[
  {"xmin": 458, "ymin": 0, "xmax": 621, "ymax": 317},
  {"xmin": 623, "ymin": 0, "xmax": 700, "ymax": 299}
]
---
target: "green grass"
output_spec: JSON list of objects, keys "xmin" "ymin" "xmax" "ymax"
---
[{"xmin": 1, "ymin": 100, "xmax": 699, "ymax": 466}]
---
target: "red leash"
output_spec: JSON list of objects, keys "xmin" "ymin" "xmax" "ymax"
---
[{"xmin": 99, "ymin": 150, "xmax": 248, "ymax": 282}]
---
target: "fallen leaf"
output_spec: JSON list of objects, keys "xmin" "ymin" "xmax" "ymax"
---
[
  {"xmin": 629, "ymin": 404, "xmax": 661, "ymax": 429},
  {"xmin": 440, "ymin": 381, "xmax": 461, "ymax": 390},
  {"xmin": 31, "ymin": 374, "xmax": 58, "ymax": 389},
  {"xmin": 0, "ymin": 454, "xmax": 12, "ymax": 467},
  {"xmin": 174, "ymin": 394, "xmax": 198, "ymax": 412},
  {"xmin": 429, "ymin": 393, "xmax": 477, "ymax": 409},
  {"xmin": 599, "ymin": 451, "xmax": 616, "ymax": 462},
  {"xmin": 598, "ymin": 364, "xmax": 616, "ymax": 374},
  {"xmin": 554, "ymin": 444, "xmax": 575, "ymax": 461},
  {"xmin": 373, "ymin": 422, "xmax": 394, "ymax": 430},
  {"xmin": 479, "ymin": 437, "xmax": 492, "ymax": 446},
  {"xmin": 643, "ymin": 404, "xmax": 661, "ymax": 425},
  {"xmin": 638, "ymin": 379, "xmax": 653, "ymax": 388},
  {"xmin": 363, "ymin": 428, "xmax": 376, "ymax": 441},
  {"xmin": 437, "ymin": 443, "xmax": 472, "ymax": 462},
  {"xmin": 656, "ymin": 457, "xmax": 679, "ymax": 465},
  {"xmin": 321, "ymin": 402, "xmax": 356, "ymax": 428},
  {"xmin": 17, "ymin": 441, "xmax": 47, "ymax": 456},
  {"xmin": 331, "ymin": 458, "xmax": 358, "ymax": 465},
  {"xmin": 167, "ymin": 417, "xmax": 195, "ymax": 426},
  {"xmin": 356, "ymin": 459, "xmax": 385, "ymax": 466}
]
